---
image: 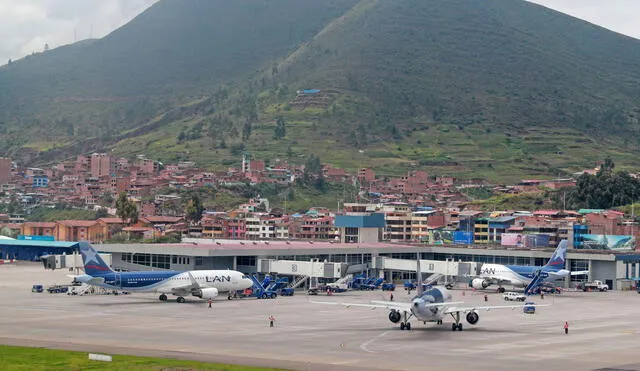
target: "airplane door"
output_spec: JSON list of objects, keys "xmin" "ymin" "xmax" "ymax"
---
[{"xmin": 115, "ymin": 273, "xmax": 121, "ymax": 289}]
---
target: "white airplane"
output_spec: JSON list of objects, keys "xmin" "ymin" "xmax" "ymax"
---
[
  {"xmin": 74, "ymin": 242, "xmax": 253, "ymax": 303},
  {"xmin": 313, "ymin": 263, "xmax": 542, "ymax": 331},
  {"xmin": 470, "ymin": 240, "xmax": 588, "ymax": 292}
]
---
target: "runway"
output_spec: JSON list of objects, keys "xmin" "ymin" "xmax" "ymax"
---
[{"xmin": 2, "ymin": 263, "xmax": 640, "ymax": 371}]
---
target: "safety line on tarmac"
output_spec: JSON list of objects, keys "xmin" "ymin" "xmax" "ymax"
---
[{"xmin": 359, "ymin": 330, "xmax": 391, "ymax": 353}]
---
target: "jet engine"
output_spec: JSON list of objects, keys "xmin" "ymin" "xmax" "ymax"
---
[
  {"xmin": 466, "ymin": 311, "xmax": 479, "ymax": 325},
  {"xmin": 192, "ymin": 287, "xmax": 219, "ymax": 299},
  {"xmin": 471, "ymin": 278, "xmax": 489, "ymax": 289},
  {"xmin": 388, "ymin": 310, "xmax": 402, "ymax": 323}
]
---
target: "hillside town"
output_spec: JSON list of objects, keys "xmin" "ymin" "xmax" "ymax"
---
[{"xmin": 0, "ymin": 154, "xmax": 636, "ymax": 250}]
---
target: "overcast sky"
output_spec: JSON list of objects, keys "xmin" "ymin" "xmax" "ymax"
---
[{"xmin": 1, "ymin": 0, "xmax": 640, "ymax": 64}]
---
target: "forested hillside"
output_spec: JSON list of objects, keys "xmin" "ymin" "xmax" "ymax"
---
[{"xmin": 1, "ymin": 0, "xmax": 640, "ymax": 181}]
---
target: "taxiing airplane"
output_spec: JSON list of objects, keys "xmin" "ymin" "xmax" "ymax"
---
[
  {"xmin": 75, "ymin": 242, "xmax": 253, "ymax": 303},
  {"xmin": 313, "ymin": 263, "xmax": 542, "ymax": 332},
  {"xmin": 470, "ymin": 240, "xmax": 588, "ymax": 292}
]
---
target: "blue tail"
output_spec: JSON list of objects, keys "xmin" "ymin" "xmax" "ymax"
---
[
  {"xmin": 543, "ymin": 240, "xmax": 567, "ymax": 270},
  {"xmin": 78, "ymin": 241, "xmax": 113, "ymax": 276}
]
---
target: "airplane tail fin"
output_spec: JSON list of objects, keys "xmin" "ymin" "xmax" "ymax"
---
[
  {"xmin": 78, "ymin": 241, "xmax": 113, "ymax": 276},
  {"xmin": 544, "ymin": 240, "xmax": 567, "ymax": 270}
]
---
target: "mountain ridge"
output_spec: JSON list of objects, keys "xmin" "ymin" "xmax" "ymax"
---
[{"xmin": 1, "ymin": 0, "xmax": 640, "ymax": 182}]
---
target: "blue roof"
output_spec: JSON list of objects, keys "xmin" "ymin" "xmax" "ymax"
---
[
  {"xmin": 0, "ymin": 239, "xmax": 79, "ymax": 248},
  {"xmin": 488, "ymin": 216, "xmax": 516, "ymax": 223},
  {"xmin": 335, "ymin": 213, "xmax": 385, "ymax": 228}
]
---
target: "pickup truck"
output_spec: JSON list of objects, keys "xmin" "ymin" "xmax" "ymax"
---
[
  {"xmin": 582, "ymin": 280, "xmax": 608, "ymax": 292},
  {"xmin": 503, "ymin": 292, "xmax": 526, "ymax": 301}
]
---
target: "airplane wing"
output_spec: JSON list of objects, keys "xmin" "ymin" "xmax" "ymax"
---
[
  {"xmin": 311, "ymin": 300, "xmax": 412, "ymax": 312},
  {"xmin": 165, "ymin": 273, "xmax": 201, "ymax": 295},
  {"xmin": 570, "ymin": 270, "xmax": 589, "ymax": 276},
  {"xmin": 311, "ymin": 300, "xmax": 465, "ymax": 312},
  {"xmin": 482, "ymin": 276, "xmax": 516, "ymax": 286},
  {"xmin": 444, "ymin": 303, "xmax": 549, "ymax": 315}
]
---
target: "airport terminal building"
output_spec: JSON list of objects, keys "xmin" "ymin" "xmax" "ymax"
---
[{"xmin": 3, "ymin": 237, "xmax": 640, "ymax": 290}]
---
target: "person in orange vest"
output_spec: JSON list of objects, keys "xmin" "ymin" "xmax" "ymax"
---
[
  {"xmin": 269, "ymin": 315, "xmax": 276, "ymax": 328},
  {"xmin": 564, "ymin": 321, "xmax": 569, "ymax": 335},
  {"xmin": 208, "ymin": 299, "xmax": 212, "ymax": 308}
]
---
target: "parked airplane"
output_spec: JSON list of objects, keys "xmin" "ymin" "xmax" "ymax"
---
[
  {"xmin": 75, "ymin": 242, "xmax": 253, "ymax": 303},
  {"xmin": 313, "ymin": 263, "xmax": 541, "ymax": 331},
  {"xmin": 470, "ymin": 240, "xmax": 588, "ymax": 292}
]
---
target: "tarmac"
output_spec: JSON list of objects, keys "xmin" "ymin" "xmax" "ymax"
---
[{"xmin": 2, "ymin": 263, "xmax": 640, "ymax": 371}]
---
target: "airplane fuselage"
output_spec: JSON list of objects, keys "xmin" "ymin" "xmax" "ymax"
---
[
  {"xmin": 410, "ymin": 287, "xmax": 453, "ymax": 322},
  {"xmin": 479, "ymin": 264, "xmax": 568, "ymax": 287},
  {"xmin": 76, "ymin": 270, "xmax": 252, "ymax": 294}
]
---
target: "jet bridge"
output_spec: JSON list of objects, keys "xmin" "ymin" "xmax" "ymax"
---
[
  {"xmin": 372, "ymin": 257, "xmax": 477, "ymax": 278},
  {"xmin": 257, "ymin": 259, "xmax": 346, "ymax": 279}
]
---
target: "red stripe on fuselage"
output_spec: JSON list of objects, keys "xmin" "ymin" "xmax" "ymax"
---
[{"xmin": 86, "ymin": 265, "xmax": 109, "ymax": 271}]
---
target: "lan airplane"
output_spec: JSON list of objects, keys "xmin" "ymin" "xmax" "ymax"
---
[
  {"xmin": 313, "ymin": 264, "xmax": 540, "ymax": 332},
  {"xmin": 75, "ymin": 242, "xmax": 253, "ymax": 303},
  {"xmin": 470, "ymin": 240, "xmax": 587, "ymax": 292}
]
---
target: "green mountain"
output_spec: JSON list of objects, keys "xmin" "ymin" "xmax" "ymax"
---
[{"xmin": 2, "ymin": 0, "xmax": 640, "ymax": 182}]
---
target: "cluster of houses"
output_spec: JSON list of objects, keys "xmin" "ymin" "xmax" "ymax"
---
[
  {"xmin": 0, "ymin": 153, "xmax": 584, "ymax": 215},
  {"xmin": 0, "ymin": 202, "xmax": 637, "ymax": 250},
  {"xmin": 0, "ymin": 154, "xmax": 637, "ymax": 250}
]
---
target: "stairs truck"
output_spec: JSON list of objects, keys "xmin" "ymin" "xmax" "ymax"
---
[{"xmin": 582, "ymin": 280, "xmax": 609, "ymax": 292}]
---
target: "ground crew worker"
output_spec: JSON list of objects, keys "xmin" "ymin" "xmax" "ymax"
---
[
  {"xmin": 564, "ymin": 321, "xmax": 569, "ymax": 335},
  {"xmin": 390, "ymin": 293, "xmax": 394, "ymax": 302},
  {"xmin": 541, "ymin": 292, "xmax": 545, "ymax": 300},
  {"xmin": 484, "ymin": 294, "xmax": 488, "ymax": 302},
  {"xmin": 208, "ymin": 299, "xmax": 212, "ymax": 308},
  {"xmin": 269, "ymin": 315, "xmax": 276, "ymax": 328}
]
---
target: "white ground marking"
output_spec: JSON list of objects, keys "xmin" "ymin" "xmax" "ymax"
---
[{"xmin": 360, "ymin": 330, "xmax": 392, "ymax": 353}]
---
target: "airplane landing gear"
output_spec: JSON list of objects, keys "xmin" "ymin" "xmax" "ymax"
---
[
  {"xmin": 176, "ymin": 296, "xmax": 186, "ymax": 303},
  {"xmin": 497, "ymin": 287, "xmax": 506, "ymax": 293},
  {"xmin": 449, "ymin": 312, "xmax": 463, "ymax": 331},
  {"xmin": 227, "ymin": 294, "xmax": 232, "ymax": 300},
  {"xmin": 399, "ymin": 311, "xmax": 413, "ymax": 330},
  {"xmin": 159, "ymin": 294, "xmax": 167, "ymax": 301}
]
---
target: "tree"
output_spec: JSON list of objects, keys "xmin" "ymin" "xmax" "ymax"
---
[
  {"xmin": 598, "ymin": 157, "xmax": 615, "ymax": 177},
  {"xmin": 0, "ymin": 226, "xmax": 15, "ymax": 238},
  {"xmin": 95, "ymin": 208, "xmax": 109, "ymax": 219},
  {"xmin": 115, "ymin": 192, "xmax": 138, "ymax": 225},
  {"xmin": 177, "ymin": 130, "xmax": 187, "ymax": 143},
  {"xmin": 100, "ymin": 192, "xmax": 114, "ymax": 206},
  {"xmin": 286, "ymin": 145, "xmax": 294, "ymax": 161},
  {"xmin": 185, "ymin": 194, "xmax": 204, "ymax": 224},
  {"xmin": 274, "ymin": 117, "xmax": 286, "ymax": 139},
  {"xmin": 242, "ymin": 120, "xmax": 252, "ymax": 142}
]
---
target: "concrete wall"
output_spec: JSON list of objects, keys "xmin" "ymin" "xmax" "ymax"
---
[
  {"xmin": 591, "ymin": 260, "xmax": 616, "ymax": 289},
  {"xmin": 359, "ymin": 228, "xmax": 379, "ymax": 243}
]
